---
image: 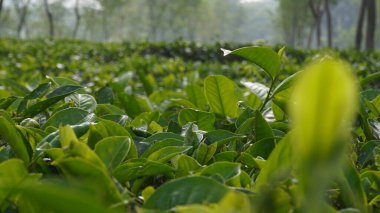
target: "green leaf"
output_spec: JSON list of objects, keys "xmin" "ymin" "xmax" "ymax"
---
[
  {"xmin": 361, "ymin": 89, "xmax": 380, "ymax": 101},
  {"xmin": 244, "ymin": 93, "xmax": 263, "ymax": 110},
  {"xmin": 87, "ymin": 119, "xmax": 132, "ymax": 148},
  {"xmin": 38, "ymin": 122, "xmax": 91, "ymax": 150},
  {"xmin": 204, "ymin": 75, "xmax": 238, "ymax": 118},
  {"xmin": 1, "ymin": 79, "xmax": 29, "ymax": 96},
  {"xmin": 289, "ymin": 59, "xmax": 359, "ymax": 212},
  {"xmin": 253, "ymin": 110, "xmax": 274, "ymax": 141},
  {"xmin": 254, "ymin": 134, "xmax": 292, "ymax": 191},
  {"xmin": 95, "ymin": 104, "xmax": 125, "ymax": 116},
  {"xmin": 143, "ymin": 132, "xmax": 184, "ymax": 144},
  {"xmin": 53, "ymin": 157, "xmax": 121, "ymax": 204},
  {"xmin": 360, "ymin": 171, "xmax": 380, "ymax": 191},
  {"xmin": 215, "ymin": 191, "xmax": 253, "ymax": 213},
  {"xmin": 25, "ymin": 82, "xmax": 51, "ymax": 100},
  {"xmin": 170, "ymin": 99, "xmax": 198, "ymax": 109},
  {"xmin": 172, "ymin": 155, "xmax": 202, "ymax": 177},
  {"xmin": 130, "ymin": 111, "xmax": 159, "ymax": 130},
  {"xmin": 0, "ymin": 116, "xmax": 31, "ymax": 164},
  {"xmin": 66, "ymin": 94, "xmax": 97, "ymax": 113},
  {"xmin": 360, "ymin": 71, "xmax": 380, "ymax": 87},
  {"xmin": 204, "ymin": 130, "xmax": 245, "ymax": 146},
  {"xmin": 271, "ymin": 72, "xmax": 301, "ymax": 113},
  {"xmin": 46, "ymin": 85, "xmax": 83, "ymax": 99},
  {"xmin": 358, "ymin": 140, "xmax": 380, "ymax": 167},
  {"xmin": 22, "ymin": 85, "xmax": 82, "ymax": 117},
  {"xmin": 42, "ymin": 108, "xmax": 90, "ymax": 129},
  {"xmin": 94, "ymin": 136, "xmax": 131, "ymax": 171},
  {"xmin": 149, "ymin": 90, "xmax": 182, "ymax": 105},
  {"xmin": 147, "ymin": 146, "xmax": 192, "ymax": 163},
  {"xmin": 0, "ymin": 96, "xmax": 18, "ymax": 110},
  {"xmin": 214, "ymin": 151, "xmax": 239, "ymax": 162},
  {"xmin": 141, "ymin": 138, "xmax": 184, "ymax": 158},
  {"xmin": 236, "ymin": 117, "xmax": 255, "ymax": 136},
  {"xmin": 336, "ymin": 162, "xmax": 367, "ymax": 212},
  {"xmin": 137, "ymin": 71, "xmax": 156, "ymax": 96},
  {"xmin": 273, "ymin": 72, "xmax": 301, "ymax": 95},
  {"xmin": 245, "ymin": 138, "xmax": 276, "ymax": 159},
  {"xmin": 0, "ymin": 159, "xmax": 29, "ymax": 203},
  {"xmin": 241, "ymin": 81, "xmax": 269, "ymax": 101},
  {"xmin": 175, "ymin": 205, "xmax": 213, "ymax": 213},
  {"xmin": 222, "ymin": 46, "xmax": 281, "ymax": 80},
  {"xmin": 273, "ymin": 89, "xmax": 292, "ymax": 113},
  {"xmin": 144, "ymin": 176, "xmax": 230, "ymax": 210},
  {"xmin": 272, "ymin": 103, "xmax": 285, "ymax": 121},
  {"xmin": 59, "ymin": 125, "xmax": 79, "ymax": 148},
  {"xmin": 185, "ymin": 85, "xmax": 208, "ymax": 110},
  {"xmin": 290, "ymin": 59, "xmax": 358, "ymax": 167},
  {"xmin": 52, "ymin": 77, "xmax": 82, "ymax": 86},
  {"xmin": 277, "ymin": 46, "xmax": 286, "ymax": 58},
  {"xmin": 167, "ymin": 120, "xmax": 182, "ymax": 134},
  {"xmin": 58, "ymin": 125, "xmax": 105, "ymax": 169},
  {"xmin": 238, "ymin": 152, "xmax": 265, "ymax": 169},
  {"xmin": 118, "ymin": 93, "xmax": 151, "ymax": 118},
  {"xmin": 194, "ymin": 143, "xmax": 218, "ymax": 165},
  {"xmin": 16, "ymin": 181, "xmax": 113, "ymax": 213},
  {"xmin": 95, "ymin": 86, "xmax": 114, "ymax": 104},
  {"xmin": 235, "ymin": 107, "xmax": 255, "ymax": 128},
  {"xmin": 200, "ymin": 162, "xmax": 241, "ymax": 183},
  {"xmin": 178, "ymin": 109, "xmax": 215, "ymax": 131},
  {"xmin": 113, "ymin": 159, "xmax": 174, "ymax": 183},
  {"xmin": 142, "ymin": 186, "xmax": 155, "ymax": 202}
]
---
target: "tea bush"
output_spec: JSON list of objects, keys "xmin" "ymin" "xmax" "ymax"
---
[{"xmin": 0, "ymin": 39, "xmax": 379, "ymax": 212}]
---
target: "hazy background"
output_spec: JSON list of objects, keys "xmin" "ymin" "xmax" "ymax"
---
[{"xmin": 1, "ymin": 0, "xmax": 378, "ymax": 50}]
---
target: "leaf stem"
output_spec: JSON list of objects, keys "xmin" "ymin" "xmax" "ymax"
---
[{"xmin": 260, "ymin": 77, "xmax": 277, "ymax": 112}]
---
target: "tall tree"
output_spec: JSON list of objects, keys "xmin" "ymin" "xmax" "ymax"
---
[
  {"xmin": 309, "ymin": 0, "xmax": 324, "ymax": 48},
  {"xmin": 43, "ymin": 0, "xmax": 54, "ymax": 39},
  {"xmin": 278, "ymin": 0, "xmax": 310, "ymax": 47},
  {"xmin": 0, "ymin": 0, "xmax": 4, "ymax": 35},
  {"xmin": 0, "ymin": 0, "xmax": 4, "ymax": 14},
  {"xmin": 324, "ymin": 0, "xmax": 332, "ymax": 47},
  {"xmin": 355, "ymin": 0, "xmax": 368, "ymax": 50},
  {"xmin": 355, "ymin": 0, "xmax": 377, "ymax": 50},
  {"xmin": 13, "ymin": 0, "xmax": 31, "ymax": 38},
  {"xmin": 365, "ymin": 0, "xmax": 376, "ymax": 50},
  {"xmin": 72, "ymin": 0, "xmax": 81, "ymax": 38}
]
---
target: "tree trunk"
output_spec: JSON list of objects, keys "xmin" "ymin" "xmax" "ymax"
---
[
  {"xmin": 43, "ymin": 0, "xmax": 55, "ymax": 39},
  {"xmin": 0, "ymin": 0, "xmax": 4, "ymax": 13},
  {"xmin": 0, "ymin": 0, "xmax": 4, "ymax": 34},
  {"xmin": 309, "ymin": 0, "xmax": 323, "ymax": 48},
  {"xmin": 15, "ymin": 0, "xmax": 31, "ymax": 38},
  {"xmin": 316, "ymin": 16, "xmax": 321, "ymax": 48},
  {"xmin": 72, "ymin": 0, "xmax": 81, "ymax": 38},
  {"xmin": 307, "ymin": 23, "xmax": 315, "ymax": 48},
  {"xmin": 325, "ymin": 0, "xmax": 332, "ymax": 47},
  {"xmin": 365, "ymin": 0, "xmax": 376, "ymax": 50},
  {"xmin": 355, "ymin": 0, "xmax": 368, "ymax": 50}
]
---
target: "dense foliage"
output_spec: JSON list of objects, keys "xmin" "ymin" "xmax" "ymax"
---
[{"xmin": 0, "ymin": 39, "xmax": 379, "ymax": 212}]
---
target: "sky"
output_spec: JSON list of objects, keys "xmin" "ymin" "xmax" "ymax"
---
[
  {"xmin": 52, "ymin": 0, "xmax": 101, "ymax": 9},
  {"xmin": 25, "ymin": 0, "xmax": 264, "ymax": 8},
  {"xmin": 240, "ymin": 0, "xmax": 264, "ymax": 2},
  {"xmin": 61, "ymin": 0, "xmax": 264, "ymax": 8},
  {"xmin": 14, "ymin": 0, "xmax": 102, "ymax": 9}
]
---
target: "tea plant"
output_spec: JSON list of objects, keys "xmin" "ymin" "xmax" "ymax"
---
[{"xmin": 0, "ymin": 40, "xmax": 379, "ymax": 212}]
